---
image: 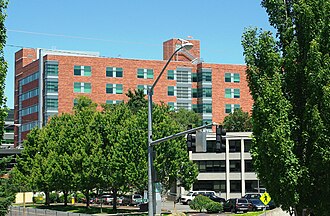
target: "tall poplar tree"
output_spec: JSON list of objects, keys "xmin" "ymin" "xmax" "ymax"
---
[{"xmin": 242, "ymin": 0, "xmax": 330, "ymax": 215}]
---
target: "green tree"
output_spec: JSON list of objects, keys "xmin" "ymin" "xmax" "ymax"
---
[
  {"xmin": 126, "ymin": 89, "xmax": 147, "ymax": 113},
  {"xmin": 189, "ymin": 195, "xmax": 211, "ymax": 212},
  {"xmin": 222, "ymin": 108, "xmax": 252, "ymax": 132},
  {"xmin": 170, "ymin": 108, "xmax": 202, "ymax": 130},
  {"xmin": 242, "ymin": 1, "xmax": 330, "ymax": 215},
  {"xmin": 0, "ymin": 0, "xmax": 8, "ymax": 141},
  {"xmin": 0, "ymin": 157, "xmax": 15, "ymax": 216}
]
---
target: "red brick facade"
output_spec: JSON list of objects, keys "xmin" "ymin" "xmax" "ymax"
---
[{"xmin": 14, "ymin": 39, "xmax": 253, "ymax": 147}]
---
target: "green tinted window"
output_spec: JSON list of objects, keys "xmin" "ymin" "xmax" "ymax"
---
[
  {"xmin": 46, "ymin": 81, "xmax": 58, "ymax": 93},
  {"xmin": 117, "ymin": 84, "xmax": 123, "ymax": 94},
  {"xmin": 168, "ymin": 102, "xmax": 175, "ymax": 111},
  {"xmin": 234, "ymin": 74, "xmax": 240, "ymax": 83},
  {"xmin": 137, "ymin": 69, "xmax": 144, "ymax": 78},
  {"xmin": 84, "ymin": 83, "xmax": 91, "ymax": 93},
  {"xmin": 74, "ymin": 82, "xmax": 81, "ymax": 92},
  {"xmin": 234, "ymin": 89, "xmax": 240, "ymax": 98},
  {"xmin": 147, "ymin": 69, "xmax": 154, "ymax": 79},
  {"xmin": 225, "ymin": 104, "xmax": 232, "ymax": 113},
  {"xmin": 84, "ymin": 66, "xmax": 91, "ymax": 76},
  {"xmin": 225, "ymin": 89, "xmax": 231, "ymax": 98},
  {"xmin": 106, "ymin": 67, "xmax": 113, "ymax": 77},
  {"xmin": 192, "ymin": 88, "xmax": 198, "ymax": 98},
  {"xmin": 225, "ymin": 73, "xmax": 231, "ymax": 82},
  {"xmin": 167, "ymin": 70, "xmax": 174, "ymax": 80},
  {"xmin": 74, "ymin": 66, "xmax": 81, "ymax": 76},
  {"xmin": 168, "ymin": 86, "xmax": 175, "ymax": 96},
  {"xmin": 116, "ymin": 68, "xmax": 123, "ymax": 77},
  {"xmin": 191, "ymin": 73, "xmax": 198, "ymax": 82}
]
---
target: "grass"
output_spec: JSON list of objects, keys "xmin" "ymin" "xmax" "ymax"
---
[
  {"xmin": 234, "ymin": 210, "xmax": 269, "ymax": 216},
  {"xmin": 20, "ymin": 203, "xmax": 141, "ymax": 214}
]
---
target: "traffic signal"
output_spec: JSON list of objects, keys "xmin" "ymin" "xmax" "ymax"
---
[
  {"xmin": 187, "ymin": 125, "xmax": 196, "ymax": 151},
  {"xmin": 216, "ymin": 125, "xmax": 226, "ymax": 153}
]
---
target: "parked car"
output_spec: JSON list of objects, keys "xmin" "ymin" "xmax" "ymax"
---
[
  {"xmin": 130, "ymin": 194, "xmax": 143, "ymax": 206},
  {"xmin": 180, "ymin": 191, "xmax": 217, "ymax": 205},
  {"xmin": 243, "ymin": 193, "xmax": 261, "ymax": 200},
  {"xmin": 117, "ymin": 195, "xmax": 130, "ymax": 206},
  {"xmin": 223, "ymin": 198, "xmax": 250, "ymax": 213},
  {"xmin": 204, "ymin": 194, "xmax": 226, "ymax": 205},
  {"xmin": 96, "ymin": 194, "xmax": 113, "ymax": 205},
  {"xmin": 249, "ymin": 199, "xmax": 269, "ymax": 211}
]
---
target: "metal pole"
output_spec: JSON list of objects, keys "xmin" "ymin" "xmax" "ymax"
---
[
  {"xmin": 147, "ymin": 40, "xmax": 192, "ymax": 216},
  {"xmin": 147, "ymin": 91, "xmax": 154, "ymax": 216}
]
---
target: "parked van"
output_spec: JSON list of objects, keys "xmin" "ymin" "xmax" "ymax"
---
[{"xmin": 180, "ymin": 191, "xmax": 217, "ymax": 205}]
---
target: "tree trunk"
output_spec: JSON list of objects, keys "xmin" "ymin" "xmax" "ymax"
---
[
  {"xmin": 64, "ymin": 191, "xmax": 68, "ymax": 206},
  {"xmin": 113, "ymin": 188, "xmax": 117, "ymax": 211},
  {"xmin": 85, "ymin": 190, "xmax": 90, "ymax": 208},
  {"xmin": 45, "ymin": 191, "xmax": 50, "ymax": 206}
]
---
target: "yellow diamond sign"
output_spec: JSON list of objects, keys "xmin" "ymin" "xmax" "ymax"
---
[{"xmin": 260, "ymin": 192, "xmax": 271, "ymax": 205}]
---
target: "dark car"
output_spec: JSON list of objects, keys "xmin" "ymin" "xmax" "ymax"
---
[
  {"xmin": 223, "ymin": 198, "xmax": 250, "ymax": 213},
  {"xmin": 204, "ymin": 194, "xmax": 226, "ymax": 204},
  {"xmin": 249, "ymin": 199, "xmax": 269, "ymax": 211},
  {"xmin": 243, "ymin": 193, "xmax": 261, "ymax": 200}
]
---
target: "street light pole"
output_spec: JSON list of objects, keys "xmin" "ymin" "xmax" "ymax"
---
[{"xmin": 147, "ymin": 39, "xmax": 193, "ymax": 216}]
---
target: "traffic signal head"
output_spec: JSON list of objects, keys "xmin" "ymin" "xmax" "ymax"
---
[
  {"xmin": 187, "ymin": 124, "xmax": 196, "ymax": 151},
  {"xmin": 216, "ymin": 125, "xmax": 226, "ymax": 153}
]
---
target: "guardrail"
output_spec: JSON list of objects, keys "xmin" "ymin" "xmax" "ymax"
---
[{"xmin": 7, "ymin": 206, "xmax": 92, "ymax": 216}]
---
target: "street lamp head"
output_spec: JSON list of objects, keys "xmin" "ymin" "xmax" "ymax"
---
[{"xmin": 182, "ymin": 42, "xmax": 193, "ymax": 50}]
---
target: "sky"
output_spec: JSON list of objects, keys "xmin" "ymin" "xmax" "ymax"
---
[{"xmin": 4, "ymin": 0, "xmax": 275, "ymax": 109}]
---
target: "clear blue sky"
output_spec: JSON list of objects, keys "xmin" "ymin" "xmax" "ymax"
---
[{"xmin": 4, "ymin": 0, "xmax": 274, "ymax": 109}]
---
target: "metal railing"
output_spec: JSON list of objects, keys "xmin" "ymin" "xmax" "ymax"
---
[{"xmin": 7, "ymin": 206, "xmax": 92, "ymax": 216}]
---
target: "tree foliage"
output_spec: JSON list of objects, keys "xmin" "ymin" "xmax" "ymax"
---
[
  {"xmin": 0, "ymin": 157, "xmax": 15, "ymax": 216},
  {"xmin": 222, "ymin": 108, "xmax": 252, "ymax": 132},
  {"xmin": 0, "ymin": 0, "xmax": 7, "ymax": 141},
  {"xmin": 14, "ymin": 95, "xmax": 198, "ymax": 210},
  {"xmin": 242, "ymin": 0, "xmax": 330, "ymax": 215}
]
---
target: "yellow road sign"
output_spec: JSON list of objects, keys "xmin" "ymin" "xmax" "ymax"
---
[{"xmin": 260, "ymin": 192, "xmax": 271, "ymax": 205}]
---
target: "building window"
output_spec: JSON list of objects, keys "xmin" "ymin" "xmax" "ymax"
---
[
  {"xmin": 177, "ymin": 69, "xmax": 190, "ymax": 83},
  {"xmin": 74, "ymin": 82, "xmax": 91, "ymax": 93},
  {"xmin": 245, "ymin": 180, "xmax": 258, "ymax": 193},
  {"xmin": 225, "ymin": 88, "xmax": 240, "ymax": 98},
  {"xmin": 203, "ymin": 87, "xmax": 212, "ymax": 98},
  {"xmin": 106, "ymin": 100, "xmax": 123, "ymax": 104},
  {"xmin": 245, "ymin": 160, "xmax": 253, "ymax": 172},
  {"xmin": 46, "ymin": 81, "xmax": 58, "ymax": 93},
  {"xmin": 225, "ymin": 104, "xmax": 240, "ymax": 114},
  {"xmin": 137, "ymin": 85, "xmax": 150, "ymax": 95},
  {"xmin": 230, "ymin": 180, "xmax": 242, "ymax": 193},
  {"xmin": 45, "ymin": 62, "xmax": 58, "ymax": 76},
  {"xmin": 177, "ymin": 87, "xmax": 189, "ymax": 99},
  {"xmin": 192, "ymin": 104, "xmax": 198, "ymax": 113},
  {"xmin": 74, "ymin": 65, "xmax": 91, "ymax": 76},
  {"xmin": 192, "ymin": 88, "xmax": 198, "ymax": 98},
  {"xmin": 20, "ymin": 88, "xmax": 39, "ymax": 101},
  {"xmin": 106, "ymin": 84, "xmax": 123, "ymax": 94},
  {"xmin": 193, "ymin": 180, "xmax": 226, "ymax": 193},
  {"xmin": 244, "ymin": 139, "xmax": 252, "ymax": 152},
  {"xmin": 230, "ymin": 160, "xmax": 241, "ymax": 172},
  {"xmin": 225, "ymin": 73, "xmax": 240, "ymax": 83},
  {"xmin": 168, "ymin": 86, "xmax": 175, "ymax": 96},
  {"xmin": 229, "ymin": 140, "xmax": 241, "ymax": 152},
  {"xmin": 177, "ymin": 103, "xmax": 189, "ymax": 109},
  {"xmin": 203, "ymin": 103, "xmax": 212, "ymax": 113},
  {"xmin": 137, "ymin": 68, "xmax": 154, "ymax": 79},
  {"xmin": 167, "ymin": 70, "xmax": 174, "ymax": 80},
  {"xmin": 46, "ymin": 98, "xmax": 58, "ymax": 110},
  {"xmin": 106, "ymin": 67, "xmax": 123, "ymax": 77},
  {"xmin": 195, "ymin": 160, "xmax": 226, "ymax": 172},
  {"xmin": 191, "ymin": 73, "xmax": 197, "ymax": 82},
  {"xmin": 167, "ymin": 102, "xmax": 175, "ymax": 111}
]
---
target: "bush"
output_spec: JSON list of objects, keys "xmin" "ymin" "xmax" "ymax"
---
[
  {"xmin": 189, "ymin": 195, "xmax": 212, "ymax": 212},
  {"xmin": 33, "ymin": 195, "xmax": 44, "ymax": 204},
  {"xmin": 49, "ymin": 192, "xmax": 58, "ymax": 203},
  {"xmin": 58, "ymin": 194, "xmax": 70, "ymax": 203},
  {"xmin": 76, "ymin": 193, "xmax": 86, "ymax": 203},
  {"xmin": 205, "ymin": 201, "xmax": 223, "ymax": 213}
]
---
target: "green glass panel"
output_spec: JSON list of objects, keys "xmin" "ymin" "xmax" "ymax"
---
[
  {"xmin": 225, "ymin": 73, "xmax": 231, "ymax": 82},
  {"xmin": 84, "ymin": 66, "xmax": 91, "ymax": 76},
  {"xmin": 84, "ymin": 83, "xmax": 91, "ymax": 93},
  {"xmin": 167, "ymin": 70, "xmax": 174, "ymax": 80},
  {"xmin": 234, "ymin": 89, "xmax": 240, "ymax": 98},
  {"xmin": 192, "ymin": 73, "xmax": 198, "ymax": 82},
  {"xmin": 137, "ymin": 85, "xmax": 144, "ymax": 90},
  {"xmin": 225, "ymin": 104, "xmax": 232, "ymax": 113},
  {"xmin": 234, "ymin": 104, "xmax": 241, "ymax": 110},
  {"xmin": 106, "ymin": 84, "xmax": 113, "ymax": 94},
  {"xmin": 204, "ymin": 88, "xmax": 212, "ymax": 97},
  {"xmin": 74, "ymin": 66, "xmax": 81, "ymax": 76},
  {"xmin": 192, "ymin": 88, "xmax": 198, "ymax": 98},
  {"xmin": 147, "ymin": 69, "xmax": 154, "ymax": 79},
  {"xmin": 74, "ymin": 82, "xmax": 81, "ymax": 92},
  {"xmin": 106, "ymin": 100, "xmax": 113, "ymax": 104},
  {"xmin": 168, "ymin": 86, "xmax": 174, "ymax": 96},
  {"xmin": 225, "ymin": 89, "xmax": 231, "ymax": 98},
  {"xmin": 234, "ymin": 74, "xmax": 240, "ymax": 83},
  {"xmin": 116, "ymin": 84, "xmax": 123, "ymax": 94},
  {"xmin": 116, "ymin": 68, "xmax": 123, "ymax": 77},
  {"xmin": 106, "ymin": 67, "xmax": 113, "ymax": 77},
  {"xmin": 137, "ymin": 68, "xmax": 144, "ymax": 78}
]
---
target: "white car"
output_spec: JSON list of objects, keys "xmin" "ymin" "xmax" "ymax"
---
[{"xmin": 180, "ymin": 191, "xmax": 217, "ymax": 205}]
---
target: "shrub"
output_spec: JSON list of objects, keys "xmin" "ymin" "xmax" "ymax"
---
[
  {"xmin": 76, "ymin": 193, "xmax": 86, "ymax": 203},
  {"xmin": 58, "ymin": 194, "xmax": 70, "ymax": 203},
  {"xmin": 49, "ymin": 192, "xmax": 58, "ymax": 203},
  {"xmin": 33, "ymin": 195, "xmax": 44, "ymax": 204},
  {"xmin": 189, "ymin": 195, "xmax": 212, "ymax": 212},
  {"xmin": 205, "ymin": 201, "xmax": 223, "ymax": 213}
]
